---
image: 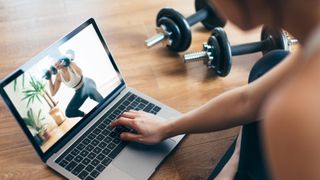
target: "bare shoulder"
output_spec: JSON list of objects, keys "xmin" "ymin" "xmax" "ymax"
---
[{"xmin": 262, "ymin": 51, "xmax": 320, "ymax": 179}]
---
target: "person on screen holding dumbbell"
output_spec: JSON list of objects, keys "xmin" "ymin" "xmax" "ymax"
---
[
  {"xmin": 111, "ymin": 0, "xmax": 320, "ymax": 179},
  {"xmin": 48, "ymin": 50, "xmax": 103, "ymax": 118}
]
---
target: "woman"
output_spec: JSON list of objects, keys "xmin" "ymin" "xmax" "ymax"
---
[
  {"xmin": 111, "ymin": 0, "xmax": 320, "ymax": 179},
  {"xmin": 49, "ymin": 52, "xmax": 104, "ymax": 118}
]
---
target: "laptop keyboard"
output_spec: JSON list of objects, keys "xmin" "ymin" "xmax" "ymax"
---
[{"xmin": 55, "ymin": 92, "xmax": 161, "ymax": 180}]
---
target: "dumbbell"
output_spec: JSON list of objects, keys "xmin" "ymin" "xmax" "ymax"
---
[
  {"xmin": 145, "ymin": 0, "xmax": 226, "ymax": 52},
  {"xmin": 43, "ymin": 66, "xmax": 58, "ymax": 80},
  {"xmin": 183, "ymin": 26, "xmax": 298, "ymax": 77}
]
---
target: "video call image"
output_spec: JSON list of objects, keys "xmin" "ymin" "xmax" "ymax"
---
[{"xmin": 4, "ymin": 25, "xmax": 122, "ymax": 152}]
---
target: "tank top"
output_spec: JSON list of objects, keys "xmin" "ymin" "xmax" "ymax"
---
[{"xmin": 60, "ymin": 67, "xmax": 84, "ymax": 90}]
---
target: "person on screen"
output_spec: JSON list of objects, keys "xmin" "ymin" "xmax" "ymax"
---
[{"xmin": 48, "ymin": 50, "xmax": 103, "ymax": 118}]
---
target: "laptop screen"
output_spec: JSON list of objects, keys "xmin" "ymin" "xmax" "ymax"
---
[{"xmin": 2, "ymin": 22, "xmax": 122, "ymax": 153}]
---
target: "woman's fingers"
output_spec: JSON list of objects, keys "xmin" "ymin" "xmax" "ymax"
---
[
  {"xmin": 110, "ymin": 117, "xmax": 135, "ymax": 128},
  {"xmin": 120, "ymin": 132, "xmax": 142, "ymax": 142},
  {"xmin": 121, "ymin": 112, "xmax": 136, "ymax": 119}
]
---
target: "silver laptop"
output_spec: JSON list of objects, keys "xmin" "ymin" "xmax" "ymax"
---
[{"xmin": 0, "ymin": 18, "xmax": 184, "ymax": 180}]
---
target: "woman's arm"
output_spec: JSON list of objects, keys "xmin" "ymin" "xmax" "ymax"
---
[
  {"xmin": 111, "ymin": 51, "xmax": 301, "ymax": 144},
  {"xmin": 49, "ymin": 72, "xmax": 61, "ymax": 96}
]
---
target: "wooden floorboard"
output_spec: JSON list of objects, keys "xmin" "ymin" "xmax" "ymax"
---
[{"xmin": 0, "ymin": 0, "xmax": 262, "ymax": 179}]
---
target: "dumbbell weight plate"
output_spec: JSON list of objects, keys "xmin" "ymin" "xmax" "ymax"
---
[
  {"xmin": 211, "ymin": 27, "xmax": 232, "ymax": 77},
  {"xmin": 206, "ymin": 35, "xmax": 221, "ymax": 69},
  {"xmin": 157, "ymin": 17, "xmax": 182, "ymax": 51},
  {"xmin": 195, "ymin": 0, "xmax": 226, "ymax": 30},
  {"xmin": 157, "ymin": 8, "xmax": 192, "ymax": 52},
  {"xmin": 261, "ymin": 26, "xmax": 288, "ymax": 54}
]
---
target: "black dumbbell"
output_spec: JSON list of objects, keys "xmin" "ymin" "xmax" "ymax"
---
[
  {"xmin": 43, "ymin": 66, "xmax": 58, "ymax": 80},
  {"xmin": 183, "ymin": 26, "xmax": 298, "ymax": 77},
  {"xmin": 145, "ymin": 0, "xmax": 226, "ymax": 52}
]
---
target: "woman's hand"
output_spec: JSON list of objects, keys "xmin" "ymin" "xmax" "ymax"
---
[{"xmin": 110, "ymin": 110, "xmax": 171, "ymax": 145}]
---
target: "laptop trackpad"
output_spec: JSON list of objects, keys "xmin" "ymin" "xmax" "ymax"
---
[{"xmin": 112, "ymin": 139, "xmax": 176, "ymax": 179}]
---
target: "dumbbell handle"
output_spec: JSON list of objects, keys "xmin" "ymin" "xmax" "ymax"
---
[
  {"xmin": 145, "ymin": 7, "xmax": 210, "ymax": 48},
  {"xmin": 186, "ymin": 8, "xmax": 208, "ymax": 26},
  {"xmin": 231, "ymin": 38, "xmax": 270, "ymax": 56}
]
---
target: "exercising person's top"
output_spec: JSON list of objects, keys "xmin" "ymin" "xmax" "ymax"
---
[{"xmin": 60, "ymin": 67, "xmax": 84, "ymax": 90}]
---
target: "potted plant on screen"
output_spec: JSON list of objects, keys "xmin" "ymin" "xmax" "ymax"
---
[
  {"xmin": 22, "ymin": 76, "xmax": 66, "ymax": 125},
  {"xmin": 23, "ymin": 109, "xmax": 50, "ymax": 144}
]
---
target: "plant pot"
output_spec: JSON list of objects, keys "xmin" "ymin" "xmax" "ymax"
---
[{"xmin": 49, "ymin": 106, "xmax": 66, "ymax": 126}]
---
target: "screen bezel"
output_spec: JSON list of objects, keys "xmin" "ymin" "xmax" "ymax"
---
[{"xmin": 0, "ymin": 18, "xmax": 126, "ymax": 162}]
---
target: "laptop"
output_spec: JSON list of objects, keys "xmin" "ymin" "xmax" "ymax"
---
[{"xmin": 0, "ymin": 18, "xmax": 184, "ymax": 180}]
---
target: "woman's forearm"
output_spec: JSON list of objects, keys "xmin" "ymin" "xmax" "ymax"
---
[
  {"xmin": 49, "ymin": 78, "xmax": 56, "ymax": 96},
  {"xmin": 165, "ymin": 85, "xmax": 256, "ymax": 137},
  {"xmin": 164, "ymin": 53, "xmax": 299, "ymax": 138}
]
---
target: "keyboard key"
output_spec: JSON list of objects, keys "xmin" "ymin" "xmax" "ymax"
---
[
  {"xmin": 65, "ymin": 154, "xmax": 74, "ymax": 162},
  {"xmin": 66, "ymin": 161, "xmax": 77, "ymax": 171},
  {"xmin": 109, "ymin": 114, "xmax": 116, "ymax": 120},
  {"xmin": 115, "ymin": 127, "xmax": 122, "ymax": 134},
  {"xmin": 82, "ymin": 158, "xmax": 91, "ymax": 165},
  {"xmin": 93, "ymin": 128, "xmax": 101, "ymax": 135},
  {"xmin": 104, "ymin": 136, "xmax": 112, "ymax": 143},
  {"xmin": 96, "ymin": 134, "xmax": 105, "ymax": 141},
  {"xmin": 128, "ymin": 94, "xmax": 137, "ymax": 101},
  {"xmin": 105, "ymin": 120, "xmax": 111, "ymax": 125},
  {"xmin": 107, "ymin": 143, "xmax": 116, "ymax": 150},
  {"xmin": 74, "ymin": 155, "xmax": 83, "ymax": 163},
  {"xmin": 59, "ymin": 160, "xmax": 69, "ymax": 168},
  {"xmin": 91, "ymin": 139, "xmax": 99, "ymax": 146},
  {"xmin": 88, "ymin": 134, "xmax": 96, "ymax": 140},
  {"xmin": 98, "ymin": 142, "xmax": 107, "ymax": 149},
  {"xmin": 114, "ymin": 109, "xmax": 121, "ymax": 115},
  {"xmin": 101, "ymin": 157, "xmax": 112, "ymax": 166},
  {"xmin": 141, "ymin": 98, "xmax": 148, "ymax": 105},
  {"xmin": 119, "ymin": 105, "xmax": 126, "ymax": 111},
  {"xmin": 88, "ymin": 152, "xmax": 97, "ymax": 159},
  {"xmin": 70, "ymin": 149, "xmax": 80, "ymax": 156},
  {"xmin": 113, "ymin": 138, "xmax": 121, "ymax": 144},
  {"xmin": 153, "ymin": 106, "xmax": 161, "ymax": 112},
  {"xmin": 102, "ymin": 129, "xmax": 110, "ymax": 135},
  {"xmin": 144, "ymin": 103, "xmax": 155, "ymax": 112},
  {"xmin": 151, "ymin": 110, "xmax": 157, "ymax": 114},
  {"xmin": 122, "ymin": 100, "xmax": 130, "ymax": 106},
  {"xmin": 109, "ymin": 142, "xmax": 127, "ymax": 159},
  {"xmin": 78, "ymin": 170, "xmax": 89, "ymax": 179},
  {"xmin": 102, "ymin": 148, "xmax": 111, "ymax": 155},
  {"xmin": 96, "ymin": 164, "xmax": 106, "ymax": 172},
  {"xmin": 82, "ymin": 138, "xmax": 91, "ymax": 145},
  {"xmin": 98, "ymin": 123, "xmax": 107, "ymax": 130},
  {"xmin": 131, "ymin": 101, "xmax": 138, "ymax": 107},
  {"xmin": 90, "ymin": 170, "xmax": 100, "ymax": 178},
  {"xmin": 93, "ymin": 147, "xmax": 102, "ymax": 154},
  {"xmin": 91, "ymin": 159, "xmax": 100, "ymax": 166},
  {"xmin": 80, "ymin": 150, "xmax": 89, "ymax": 157},
  {"xmin": 77, "ymin": 143, "xmax": 86, "ymax": 150},
  {"xmin": 138, "ymin": 103, "xmax": 146, "ymax": 109},
  {"xmin": 107, "ymin": 126, "xmax": 114, "ymax": 131},
  {"xmin": 85, "ymin": 144, "xmax": 94, "ymax": 151},
  {"xmin": 109, "ymin": 132, "xmax": 117, "ymax": 138},
  {"xmin": 85, "ymin": 164, "xmax": 94, "ymax": 172},
  {"xmin": 97, "ymin": 153, "xmax": 105, "ymax": 161},
  {"xmin": 72, "ymin": 164, "xmax": 85, "ymax": 176}
]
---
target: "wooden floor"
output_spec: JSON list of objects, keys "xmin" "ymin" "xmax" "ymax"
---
[{"xmin": 0, "ymin": 0, "xmax": 263, "ymax": 179}]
